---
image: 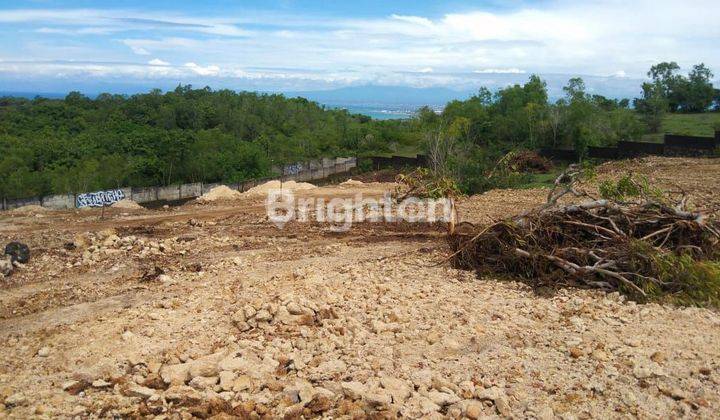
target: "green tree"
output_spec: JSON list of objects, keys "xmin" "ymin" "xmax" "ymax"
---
[
  {"xmin": 634, "ymin": 82, "xmax": 668, "ymax": 133},
  {"xmin": 685, "ymin": 64, "xmax": 715, "ymax": 112}
]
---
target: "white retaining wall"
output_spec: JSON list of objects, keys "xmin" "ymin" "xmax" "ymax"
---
[{"xmin": 2, "ymin": 157, "xmax": 357, "ymax": 211}]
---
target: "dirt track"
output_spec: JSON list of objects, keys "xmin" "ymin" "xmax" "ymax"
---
[{"xmin": 0, "ymin": 158, "xmax": 719, "ymax": 419}]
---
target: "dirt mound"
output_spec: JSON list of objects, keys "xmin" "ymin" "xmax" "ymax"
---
[
  {"xmin": 243, "ymin": 180, "xmax": 316, "ymax": 196},
  {"xmin": 111, "ymin": 199, "xmax": 144, "ymax": 210},
  {"xmin": 340, "ymin": 179, "xmax": 364, "ymax": 186},
  {"xmin": 353, "ymin": 169, "xmax": 399, "ymax": 183},
  {"xmin": 197, "ymin": 185, "xmax": 243, "ymax": 203},
  {"xmin": 7, "ymin": 205, "xmax": 50, "ymax": 215}
]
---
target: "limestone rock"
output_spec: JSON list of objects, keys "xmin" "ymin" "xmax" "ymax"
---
[
  {"xmin": 218, "ymin": 371, "xmax": 236, "ymax": 391},
  {"xmin": 428, "ymin": 390, "xmax": 461, "ymax": 407},
  {"xmin": 410, "ymin": 369, "xmax": 433, "ymax": 389},
  {"xmin": 364, "ymin": 389, "xmax": 392, "ymax": 408},
  {"xmin": 4, "ymin": 393, "xmax": 27, "ymax": 407},
  {"xmin": 122, "ymin": 384, "xmax": 156, "ymax": 399},
  {"xmin": 380, "ymin": 376, "xmax": 411, "ymax": 405},
  {"xmin": 464, "ymin": 400, "xmax": 484, "ymax": 419},
  {"xmin": 160, "ymin": 363, "xmax": 190, "ymax": 385},
  {"xmin": 62, "ymin": 380, "xmax": 88, "ymax": 395},
  {"xmin": 341, "ymin": 381, "xmax": 366, "ymax": 400},
  {"xmin": 188, "ymin": 352, "xmax": 224, "ymax": 378},
  {"xmin": 188, "ymin": 376, "xmax": 218, "ymax": 390}
]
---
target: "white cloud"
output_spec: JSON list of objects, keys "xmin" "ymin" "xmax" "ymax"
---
[
  {"xmin": 184, "ymin": 62, "xmax": 220, "ymax": 76},
  {"xmin": 390, "ymin": 14, "xmax": 433, "ymax": 27},
  {"xmin": 0, "ymin": 8, "xmax": 249, "ymax": 37},
  {"xmin": 132, "ymin": 46, "xmax": 150, "ymax": 55},
  {"xmin": 474, "ymin": 68, "xmax": 526, "ymax": 74},
  {"xmin": 1, "ymin": 1, "xmax": 719, "ymax": 89},
  {"xmin": 148, "ymin": 58, "xmax": 169, "ymax": 66}
]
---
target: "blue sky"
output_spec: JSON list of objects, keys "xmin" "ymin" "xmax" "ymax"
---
[{"xmin": 1, "ymin": 0, "xmax": 718, "ymax": 96}]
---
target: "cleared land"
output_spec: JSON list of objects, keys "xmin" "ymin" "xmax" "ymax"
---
[{"xmin": 0, "ymin": 157, "xmax": 719, "ymax": 418}]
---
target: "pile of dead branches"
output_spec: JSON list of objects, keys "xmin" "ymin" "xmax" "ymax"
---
[
  {"xmin": 449, "ymin": 166, "xmax": 720, "ymax": 303},
  {"xmin": 504, "ymin": 150, "xmax": 554, "ymax": 173}
]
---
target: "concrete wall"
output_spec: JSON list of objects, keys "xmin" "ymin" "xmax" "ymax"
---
[
  {"xmin": 5, "ymin": 196, "xmax": 42, "ymax": 210},
  {"xmin": 180, "ymin": 183, "xmax": 202, "ymax": 199},
  {"xmin": 130, "ymin": 187, "xmax": 157, "ymax": 204},
  {"xmin": 42, "ymin": 194, "xmax": 76, "ymax": 210},
  {"xmin": 1, "ymin": 156, "xmax": 359, "ymax": 211},
  {"xmin": 157, "ymin": 185, "xmax": 180, "ymax": 201}
]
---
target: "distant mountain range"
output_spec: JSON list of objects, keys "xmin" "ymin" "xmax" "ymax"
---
[
  {"xmin": 286, "ymin": 85, "xmax": 473, "ymax": 107},
  {"xmin": 1, "ymin": 75, "xmax": 645, "ymax": 120}
]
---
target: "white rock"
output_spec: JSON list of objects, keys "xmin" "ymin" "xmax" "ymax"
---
[
  {"xmin": 37, "ymin": 347, "xmax": 51, "ymax": 357},
  {"xmin": 633, "ymin": 365, "xmax": 653, "ymax": 379},
  {"xmin": 4, "ymin": 393, "xmax": 27, "ymax": 406},
  {"xmin": 365, "ymin": 390, "xmax": 392, "ymax": 408},
  {"xmin": 188, "ymin": 352, "xmax": 224, "ymax": 377},
  {"xmin": 218, "ymin": 371, "xmax": 236, "ymax": 391},
  {"xmin": 217, "ymin": 355, "xmax": 245, "ymax": 372},
  {"xmin": 232, "ymin": 375, "xmax": 253, "ymax": 392},
  {"xmin": 380, "ymin": 376, "xmax": 411, "ymax": 404},
  {"xmin": 410, "ymin": 369, "xmax": 433, "ymax": 389},
  {"xmin": 476, "ymin": 386, "xmax": 503, "ymax": 401},
  {"xmin": 317, "ymin": 359, "xmax": 347, "ymax": 376},
  {"xmin": 341, "ymin": 381, "xmax": 366, "ymax": 400},
  {"xmin": 254, "ymin": 309, "xmax": 273, "ymax": 322},
  {"xmin": 0, "ymin": 256, "xmax": 13, "ymax": 277},
  {"xmin": 189, "ymin": 376, "xmax": 218, "ymax": 390},
  {"xmin": 92, "ymin": 379, "xmax": 112, "ymax": 388},
  {"xmin": 286, "ymin": 302, "xmax": 305, "ymax": 315},
  {"xmin": 123, "ymin": 384, "xmax": 156, "ymax": 399},
  {"xmin": 160, "ymin": 363, "xmax": 190, "ymax": 385},
  {"xmin": 464, "ymin": 400, "xmax": 484, "ymax": 419},
  {"xmin": 401, "ymin": 394, "xmax": 441, "ymax": 417},
  {"xmin": 428, "ymin": 390, "xmax": 461, "ymax": 406}
]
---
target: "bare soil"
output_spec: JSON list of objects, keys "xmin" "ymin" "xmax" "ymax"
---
[{"xmin": 0, "ymin": 157, "xmax": 718, "ymax": 419}]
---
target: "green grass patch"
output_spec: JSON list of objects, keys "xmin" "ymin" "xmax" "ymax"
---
[
  {"xmin": 514, "ymin": 171, "xmax": 561, "ymax": 189},
  {"xmin": 640, "ymin": 112, "xmax": 720, "ymax": 143}
]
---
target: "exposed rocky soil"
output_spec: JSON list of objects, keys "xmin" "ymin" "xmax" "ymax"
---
[{"xmin": 0, "ymin": 157, "xmax": 719, "ymax": 419}]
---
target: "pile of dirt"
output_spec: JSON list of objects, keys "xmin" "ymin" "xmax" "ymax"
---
[
  {"xmin": 352, "ymin": 169, "xmax": 400, "ymax": 183},
  {"xmin": 340, "ymin": 179, "xmax": 364, "ymax": 186},
  {"xmin": 110, "ymin": 199, "xmax": 144, "ymax": 210},
  {"xmin": 242, "ymin": 180, "xmax": 316, "ymax": 196},
  {"xmin": 197, "ymin": 185, "xmax": 243, "ymax": 203},
  {"xmin": 7, "ymin": 205, "xmax": 50, "ymax": 215}
]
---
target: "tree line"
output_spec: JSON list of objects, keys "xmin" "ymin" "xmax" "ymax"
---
[
  {"xmin": 415, "ymin": 75, "xmax": 644, "ymax": 193},
  {"xmin": 634, "ymin": 62, "xmax": 719, "ymax": 132},
  {"xmin": 418, "ymin": 62, "xmax": 717, "ymax": 193},
  {"xmin": 1, "ymin": 62, "xmax": 716, "ymax": 200},
  {"xmin": 0, "ymin": 86, "xmax": 421, "ymax": 200}
]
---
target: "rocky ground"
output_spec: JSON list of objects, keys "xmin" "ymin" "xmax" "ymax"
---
[{"xmin": 0, "ymin": 157, "xmax": 719, "ymax": 419}]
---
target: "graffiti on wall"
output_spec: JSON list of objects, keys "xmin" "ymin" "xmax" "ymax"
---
[
  {"xmin": 284, "ymin": 163, "xmax": 303, "ymax": 175},
  {"xmin": 76, "ymin": 189, "xmax": 125, "ymax": 208}
]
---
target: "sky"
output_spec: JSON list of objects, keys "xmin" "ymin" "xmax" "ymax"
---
[{"xmin": 0, "ymin": 0, "xmax": 718, "ymax": 97}]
